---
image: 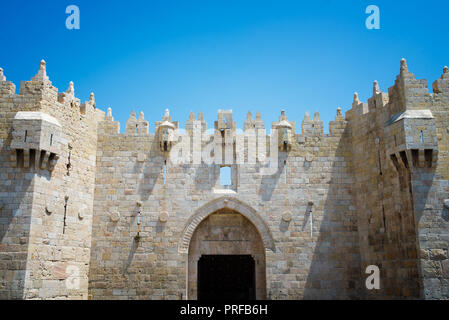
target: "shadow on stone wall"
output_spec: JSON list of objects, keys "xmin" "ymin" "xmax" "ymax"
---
[
  {"xmin": 0, "ymin": 143, "xmax": 49, "ymax": 299},
  {"xmin": 136, "ymin": 138, "xmax": 163, "ymax": 201},
  {"xmin": 259, "ymin": 153, "xmax": 287, "ymax": 201},
  {"xmin": 303, "ymin": 131, "xmax": 363, "ymax": 299}
]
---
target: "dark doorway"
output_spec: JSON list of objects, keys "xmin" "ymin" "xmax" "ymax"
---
[{"xmin": 198, "ymin": 255, "xmax": 256, "ymax": 300}]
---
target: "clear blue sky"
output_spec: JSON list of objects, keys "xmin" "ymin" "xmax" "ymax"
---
[{"xmin": 1, "ymin": 0, "xmax": 448, "ymax": 133}]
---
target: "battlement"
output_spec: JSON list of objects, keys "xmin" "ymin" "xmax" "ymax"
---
[
  {"xmin": 347, "ymin": 59, "xmax": 447, "ymax": 173},
  {"xmin": 348, "ymin": 59, "xmax": 449, "ymax": 120},
  {"xmin": 0, "ymin": 60, "xmax": 103, "ymax": 125},
  {"xmin": 2, "ymin": 59, "xmax": 448, "ymax": 137},
  {"xmin": 1, "ymin": 58, "xmax": 447, "ymax": 166},
  {"xmin": 101, "ymin": 107, "xmax": 346, "ymax": 138},
  {"xmin": 1, "ymin": 58, "xmax": 449, "ymax": 301}
]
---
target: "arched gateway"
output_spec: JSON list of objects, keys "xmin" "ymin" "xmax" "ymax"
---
[{"xmin": 179, "ymin": 197, "xmax": 275, "ymax": 300}]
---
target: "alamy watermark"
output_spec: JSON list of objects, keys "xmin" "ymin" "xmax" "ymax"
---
[
  {"xmin": 165, "ymin": 122, "xmax": 281, "ymax": 176},
  {"xmin": 365, "ymin": 265, "xmax": 380, "ymax": 290},
  {"xmin": 365, "ymin": 5, "xmax": 380, "ymax": 30},
  {"xmin": 66, "ymin": 5, "xmax": 80, "ymax": 30},
  {"xmin": 65, "ymin": 265, "xmax": 80, "ymax": 289},
  {"xmin": 65, "ymin": 5, "xmax": 379, "ymax": 31}
]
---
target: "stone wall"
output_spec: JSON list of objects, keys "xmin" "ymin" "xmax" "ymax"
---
[
  {"xmin": 1, "ymin": 59, "xmax": 448, "ymax": 300},
  {"xmin": 0, "ymin": 61, "xmax": 103, "ymax": 299},
  {"xmin": 88, "ymin": 108, "xmax": 361, "ymax": 300},
  {"xmin": 349, "ymin": 60, "xmax": 449, "ymax": 299}
]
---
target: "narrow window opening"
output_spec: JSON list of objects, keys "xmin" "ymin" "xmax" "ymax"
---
[
  {"xmin": 399, "ymin": 151, "xmax": 408, "ymax": 169},
  {"xmin": 163, "ymin": 160, "xmax": 167, "ymax": 185},
  {"xmin": 29, "ymin": 149, "xmax": 36, "ymax": 169},
  {"xmin": 424, "ymin": 149, "xmax": 433, "ymax": 168},
  {"xmin": 16, "ymin": 149, "xmax": 24, "ymax": 168},
  {"xmin": 47, "ymin": 153, "xmax": 55, "ymax": 170},
  {"xmin": 377, "ymin": 150, "xmax": 383, "ymax": 176},
  {"xmin": 411, "ymin": 149, "xmax": 419, "ymax": 167},
  {"xmin": 24, "ymin": 130, "xmax": 28, "ymax": 142},
  {"xmin": 220, "ymin": 166, "xmax": 232, "ymax": 186},
  {"xmin": 50, "ymin": 134, "xmax": 53, "ymax": 146},
  {"xmin": 63, "ymin": 198, "xmax": 68, "ymax": 234},
  {"xmin": 39, "ymin": 150, "xmax": 45, "ymax": 169},
  {"xmin": 310, "ymin": 209, "xmax": 313, "ymax": 237},
  {"xmin": 66, "ymin": 150, "xmax": 72, "ymax": 176},
  {"xmin": 394, "ymin": 135, "xmax": 397, "ymax": 146},
  {"xmin": 420, "ymin": 130, "xmax": 424, "ymax": 143},
  {"xmin": 284, "ymin": 160, "xmax": 287, "ymax": 184}
]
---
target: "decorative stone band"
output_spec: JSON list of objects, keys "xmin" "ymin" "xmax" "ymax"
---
[{"xmin": 178, "ymin": 196, "xmax": 276, "ymax": 253}]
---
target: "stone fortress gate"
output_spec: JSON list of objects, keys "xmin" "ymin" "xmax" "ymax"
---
[{"xmin": 0, "ymin": 59, "xmax": 448, "ymax": 300}]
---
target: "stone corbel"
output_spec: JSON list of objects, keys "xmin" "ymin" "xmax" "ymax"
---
[
  {"xmin": 40, "ymin": 150, "xmax": 51, "ymax": 170},
  {"xmin": 48, "ymin": 154, "xmax": 59, "ymax": 171},
  {"xmin": 10, "ymin": 150, "xmax": 17, "ymax": 168},
  {"xmin": 23, "ymin": 149, "xmax": 30, "ymax": 168}
]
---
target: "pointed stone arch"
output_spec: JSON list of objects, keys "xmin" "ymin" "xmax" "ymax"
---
[{"xmin": 178, "ymin": 196, "xmax": 275, "ymax": 253}]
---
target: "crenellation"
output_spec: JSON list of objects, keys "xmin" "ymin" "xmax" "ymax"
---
[
  {"xmin": 89, "ymin": 92, "xmax": 96, "ymax": 108},
  {"xmin": 57, "ymin": 82, "xmax": 80, "ymax": 108},
  {"xmin": 80, "ymin": 93, "xmax": 97, "ymax": 116},
  {"xmin": 136, "ymin": 112, "xmax": 149, "ymax": 134},
  {"xmin": 185, "ymin": 111, "xmax": 196, "ymax": 135},
  {"xmin": 255, "ymin": 112, "xmax": 264, "ymax": 129},
  {"xmin": 197, "ymin": 111, "xmax": 206, "ymax": 133},
  {"xmin": 125, "ymin": 110, "xmax": 137, "ymax": 134},
  {"xmin": 99, "ymin": 107, "xmax": 120, "ymax": 135},
  {"xmin": 31, "ymin": 60, "xmax": 49, "ymax": 83},
  {"xmin": 1, "ymin": 59, "xmax": 448, "ymax": 300},
  {"xmin": 301, "ymin": 111, "xmax": 314, "ymax": 136},
  {"xmin": 0, "ymin": 68, "xmax": 16, "ymax": 96},
  {"xmin": 244, "ymin": 111, "xmax": 255, "ymax": 131},
  {"xmin": 328, "ymin": 108, "xmax": 347, "ymax": 136},
  {"xmin": 312, "ymin": 112, "xmax": 323, "ymax": 137},
  {"xmin": 432, "ymin": 66, "xmax": 449, "ymax": 95},
  {"xmin": 368, "ymin": 81, "xmax": 389, "ymax": 112}
]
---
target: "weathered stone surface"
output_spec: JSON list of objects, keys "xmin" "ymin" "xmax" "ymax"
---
[
  {"xmin": 0, "ymin": 59, "xmax": 448, "ymax": 300},
  {"xmin": 431, "ymin": 249, "xmax": 447, "ymax": 261}
]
